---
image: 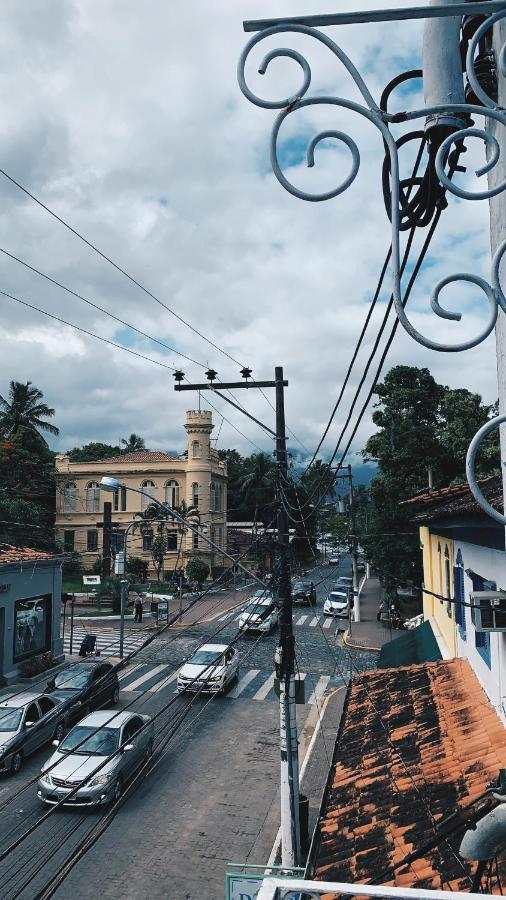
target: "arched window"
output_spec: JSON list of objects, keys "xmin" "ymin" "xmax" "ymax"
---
[
  {"xmin": 165, "ymin": 480, "xmax": 179, "ymax": 507},
  {"xmin": 86, "ymin": 481, "xmax": 100, "ymax": 513},
  {"xmin": 141, "ymin": 480, "xmax": 156, "ymax": 511},
  {"xmin": 63, "ymin": 482, "xmax": 77, "ymax": 512},
  {"xmin": 210, "ymin": 482, "xmax": 217, "ymax": 512},
  {"xmin": 192, "ymin": 482, "xmax": 199, "ymax": 508},
  {"xmin": 192, "ymin": 440, "xmax": 201, "ymax": 459}
]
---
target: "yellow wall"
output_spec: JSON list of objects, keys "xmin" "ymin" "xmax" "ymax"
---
[{"xmin": 420, "ymin": 526, "xmax": 457, "ymax": 657}]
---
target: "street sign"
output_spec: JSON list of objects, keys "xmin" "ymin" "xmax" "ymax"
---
[
  {"xmin": 83, "ymin": 575, "xmax": 101, "ymax": 585},
  {"xmin": 225, "ymin": 864, "xmax": 303, "ymax": 900}
]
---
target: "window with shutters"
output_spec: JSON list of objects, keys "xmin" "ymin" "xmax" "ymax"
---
[
  {"xmin": 141, "ymin": 480, "xmax": 156, "ymax": 511},
  {"xmin": 63, "ymin": 483, "xmax": 77, "ymax": 512},
  {"xmin": 165, "ymin": 480, "xmax": 179, "ymax": 507},
  {"xmin": 86, "ymin": 482, "xmax": 100, "ymax": 513},
  {"xmin": 87, "ymin": 530, "xmax": 98, "ymax": 553},
  {"xmin": 453, "ymin": 549, "xmax": 466, "ymax": 640},
  {"xmin": 468, "ymin": 570, "xmax": 494, "ymax": 669}
]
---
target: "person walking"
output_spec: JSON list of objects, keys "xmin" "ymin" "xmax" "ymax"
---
[
  {"xmin": 309, "ymin": 582, "xmax": 317, "ymax": 606},
  {"xmin": 134, "ymin": 594, "xmax": 144, "ymax": 623}
]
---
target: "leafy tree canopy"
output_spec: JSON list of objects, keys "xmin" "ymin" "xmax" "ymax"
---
[
  {"xmin": 68, "ymin": 442, "xmax": 121, "ymax": 462},
  {"xmin": 186, "ymin": 555, "xmax": 210, "ymax": 586}
]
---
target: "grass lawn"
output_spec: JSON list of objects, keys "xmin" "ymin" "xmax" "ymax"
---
[{"xmin": 62, "ymin": 577, "xmax": 88, "ymax": 593}]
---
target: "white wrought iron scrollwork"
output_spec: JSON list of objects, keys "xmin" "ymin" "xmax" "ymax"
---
[
  {"xmin": 466, "ymin": 414, "xmax": 506, "ymax": 525},
  {"xmin": 239, "ymin": 13, "xmax": 506, "ymax": 523}
]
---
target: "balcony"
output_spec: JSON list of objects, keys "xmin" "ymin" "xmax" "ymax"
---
[{"xmin": 255, "ymin": 879, "xmax": 485, "ymax": 900}]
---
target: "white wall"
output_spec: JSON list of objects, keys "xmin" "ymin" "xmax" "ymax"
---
[{"xmin": 454, "ymin": 541, "xmax": 506, "ymax": 724}]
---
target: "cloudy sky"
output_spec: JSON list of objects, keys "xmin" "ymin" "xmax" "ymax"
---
[{"xmin": 0, "ymin": 1, "xmax": 498, "ymax": 464}]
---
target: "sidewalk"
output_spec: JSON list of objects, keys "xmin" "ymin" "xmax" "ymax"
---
[{"xmin": 343, "ymin": 577, "xmax": 393, "ymax": 652}]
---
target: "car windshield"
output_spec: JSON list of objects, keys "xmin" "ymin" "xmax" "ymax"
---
[
  {"xmin": 0, "ymin": 707, "xmax": 23, "ymax": 732},
  {"xmin": 293, "ymin": 583, "xmax": 309, "ymax": 592},
  {"xmin": 252, "ymin": 590, "xmax": 271, "ymax": 599},
  {"xmin": 243, "ymin": 603, "xmax": 264, "ymax": 615},
  {"xmin": 189, "ymin": 650, "xmax": 223, "ymax": 666},
  {"xmin": 54, "ymin": 670, "xmax": 92, "ymax": 690},
  {"xmin": 60, "ymin": 726, "xmax": 119, "ymax": 756},
  {"xmin": 329, "ymin": 593, "xmax": 346, "ymax": 602}
]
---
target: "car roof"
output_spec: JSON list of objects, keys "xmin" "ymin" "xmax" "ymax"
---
[
  {"xmin": 195, "ymin": 643, "xmax": 228, "ymax": 653},
  {"xmin": 64, "ymin": 661, "xmax": 103, "ymax": 671},
  {"xmin": 78, "ymin": 710, "xmax": 139, "ymax": 729},
  {"xmin": 329, "ymin": 591, "xmax": 347, "ymax": 599},
  {"xmin": 245, "ymin": 597, "xmax": 272, "ymax": 606},
  {"xmin": 0, "ymin": 691, "xmax": 45, "ymax": 708}
]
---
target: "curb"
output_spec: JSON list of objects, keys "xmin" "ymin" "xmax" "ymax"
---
[{"xmin": 342, "ymin": 629, "xmax": 381, "ymax": 653}]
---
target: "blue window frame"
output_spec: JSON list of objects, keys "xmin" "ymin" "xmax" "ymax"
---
[
  {"xmin": 467, "ymin": 570, "xmax": 494, "ymax": 669},
  {"xmin": 453, "ymin": 552, "xmax": 466, "ymax": 641}
]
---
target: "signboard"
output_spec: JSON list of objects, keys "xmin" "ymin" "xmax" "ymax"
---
[
  {"xmin": 225, "ymin": 864, "xmax": 303, "ymax": 900},
  {"xmin": 83, "ymin": 575, "xmax": 101, "ymax": 586}
]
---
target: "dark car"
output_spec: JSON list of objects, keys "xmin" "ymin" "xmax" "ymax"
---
[
  {"xmin": 292, "ymin": 582, "xmax": 316, "ymax": 606},
  {"xmin": 45, "ymin": 661, "xmax": 120, "ymax": 727}
]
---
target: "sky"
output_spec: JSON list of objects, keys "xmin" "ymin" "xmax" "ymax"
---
[{"xmin": 0, "ymin": 0, "xmax": 499, "ymax": 466}]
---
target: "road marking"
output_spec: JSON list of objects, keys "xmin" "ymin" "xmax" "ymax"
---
[
  {"xmin": 306, "ymin": 675, "xmax": 330, "ymax": 706},
  {"xmin": 252, "ymin": 672, "xmax": 275, "ymax": 701},
  {"xmin": 228, "ymin": 668, "xmax": 260, "ymax": 698},
  {"xmin": 125, "ymin": 664, "xmax": 168, "ymax": 692},
  {"xmin": 151, "ymin": 669, "xmax": 179, "ymax": 693},
  {"xmin": 309, "ymin": 617, "xmax": 319, "ymax": 627},
  {"xmin": 296, "ymin": 615, "xmax": 308, "ymax": 625},
  {"xmin": 323, "ymin": 618, "xmax": 333, "ymax": 629},
  {"xmin": 119, "ymin": 664, "xmax": 143, "ymax": 683}
]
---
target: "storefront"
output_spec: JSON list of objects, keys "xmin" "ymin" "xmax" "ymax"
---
[{"xmin": 0, "ymin": 546, "xmax": 64, "ymax": 684}]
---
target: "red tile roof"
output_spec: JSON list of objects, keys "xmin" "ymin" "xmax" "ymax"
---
[
  {"xmin": 93, "ymin": 451, "xmax": 179, "ymax": 464},
  {"xmin": 310, "ymin": 658, "xmax": 506, "ymax": 892},
  {"xmin": 402, "ymin": 476, "xmax": 503, "ymax": 523},
  {"xmin": 0, "ymin": 544, "xmax": 56, "ymax": 564}
]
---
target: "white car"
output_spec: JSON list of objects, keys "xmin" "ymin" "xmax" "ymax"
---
[
  {"xmin": 247, "ymin": 588, "xmax": 274, "ymax": 604},
  {"xmin": 324, "ymin": 591, "xmax": 349, "ymax": 617},
  {"xmin": 336, "ymin": 576, "xmax": 353, "ymax": 591},
  {"xmin": 328, "ymin": 556, "xmax": 340, "ymax": 565},
  {"xmin": 177, "ymin": 643, "xmax": 239, "ymax": 694},
  {"xmin": 239, "ymin": 598, "xmax": 278, "ymax": 633}
]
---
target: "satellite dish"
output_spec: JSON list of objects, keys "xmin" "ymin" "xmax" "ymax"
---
[{"xmin": 460, "ymin": 805, "xmax": 506, "ymax": 860}]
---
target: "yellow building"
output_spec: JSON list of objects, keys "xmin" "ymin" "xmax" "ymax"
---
[
  {"xmin": 419, "ymin": 526, "xmax": 457, "ymax": 657},
  {"xmin": 55, "ymin": 410, "xmax": 227, "ymax": 575}
]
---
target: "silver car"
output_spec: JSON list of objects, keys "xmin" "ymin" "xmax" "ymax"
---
[
  {"xmin": 37, "ymin": 709, "xmax": 154, "ymax": 807},
  {"xmin": 0, "ymin": 692, "xmax": 67, "ymax": 775}
]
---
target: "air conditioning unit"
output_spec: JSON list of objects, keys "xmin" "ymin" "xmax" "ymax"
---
[{"xmin": 471, "ymin": 591, "xmax": 506, "ymax": 632}]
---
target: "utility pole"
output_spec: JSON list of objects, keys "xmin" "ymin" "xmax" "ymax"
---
[
  {"xmin": 348, "ymin": 465, "xmax": 360, "ymax": 623},
  {"xmin": 102, "ymin": 501, "xmax": 112, "ymax": 580},
  {"xmin": 174, "ymin": 365, "xmax": 300, "ymax": 865}
]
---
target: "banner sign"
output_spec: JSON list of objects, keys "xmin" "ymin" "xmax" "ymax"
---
[
  {"xmin": 225, "ymin": 864, "xmax": 303, "ymax": 900},
  {"xmin": 83, "ymin": 575, "xmax": 101, "ymax": 585}
]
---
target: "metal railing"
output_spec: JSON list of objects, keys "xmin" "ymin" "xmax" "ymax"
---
[{"xmin": 256, "ymin": 878, "xmax": 486, "ymax": 900}]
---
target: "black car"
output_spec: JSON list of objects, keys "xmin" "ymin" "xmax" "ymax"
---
[
  {"xmin": 292, "ymin": 582, "xmax": 316, "ymax": 606},
  {"xmin": 44, "ymin": 661, "xmax": 120, "ymax": 726}
]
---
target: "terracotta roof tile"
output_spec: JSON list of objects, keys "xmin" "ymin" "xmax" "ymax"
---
[
  {"xmin": 310, "ymin": 658, "xmax": 506, "ymax": 893},
  {"xmin": 0, "ymin": 544, "xmax": 56, "ymax": 564},
  {"xmin": 93, "ymin": 451, "xmax": 180, "ymax": 464},
  {"xmin": 402, "ymin": 475, "xmax": 503, "ymax": 523}
]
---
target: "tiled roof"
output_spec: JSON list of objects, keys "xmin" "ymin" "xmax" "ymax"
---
[
  {"xmin": 93, "ymin": 451, "xmax": 179, "ymax": 464},
  {"xmin": 402, "ymin": 475, "xmax": 503, "ymax": 523},
  {"xmin": 310, "ymin": 658, "xmax": 506, "ymax": 892},
  {"xmin": 0, "ymin": 544, "xmax": 56, "ymax": 564}
]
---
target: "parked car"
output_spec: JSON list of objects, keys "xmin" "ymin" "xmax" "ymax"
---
[
  {"xmin": 323, "ymin": 591, "xmax": 349, "ymax": 617},
  {"xmin": 45, "ymin": 661, "xmax": 120, "ymax": 726},
  {"xmin": 37, "ymin": 710, "xmax": 154, "ymax": 807},
  {"xmin": 0, "ymin": 692, "xmax": 67, "ymax": 774},
  {"xmin": 292, "ymin": 582, "xmax": 316, "ymax": 606},
  {"xmin": 356, "ymin": 560, "xmax": 366, "ymax": 573},
  {"xmin": 336, "ymin": 576, "xmax": 353, "ymax": 591},
  {"xmin": 239, "ymin": 598, "xmax": 278, "ymax": 633},
  {"xmin": 247, "ymin": 588, "xmax": 274, "ymax": 605},
  {"xmin": 177, "ymin": 643, "xmax": 239, "ymax": 694}
]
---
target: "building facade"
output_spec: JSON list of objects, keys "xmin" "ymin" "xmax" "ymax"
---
[
  {"xmin": 55, "ymin": 410, "xmax": 227, "ymax": 575},
  {"xmin": 405, "ymin": 476, "xmax": 506, "ymax": 724},
  {"xmin": 0, "ymin": 546, "xmax": 64, "ymax": 684}
]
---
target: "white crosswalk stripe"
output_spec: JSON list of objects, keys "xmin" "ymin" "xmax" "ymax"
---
[
  {"xmin": 228, "ymin": 669, "xmax": 260, "ymax": 698},
  {"xmin": 252, "ymin": 673, "xmax": 275, "ymax": 701},
  {"xmin": 63, "ymin": 627, "xmax": 146, "ymax": 657},
  {"xmin": 306, "ymin": 675, "xmax": 330, "ymax": 706},
  {"xmin": 126, "ymin": 664, "xmax": 169, "ymax": 692}
]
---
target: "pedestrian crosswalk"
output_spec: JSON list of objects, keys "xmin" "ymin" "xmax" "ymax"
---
[
  {"xmin": 63, "ymin": 626, "xmax": 147, "ymax": 657},
  {"xmin": 119, "ymin": 662, "xmax": 345, "ymax": 705},
  {"xmin": 216, "ymin": 610, "xmax": 345, "ymax": 632}
]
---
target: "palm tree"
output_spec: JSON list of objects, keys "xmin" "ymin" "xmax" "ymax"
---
[
  {"xmin": 0, "ymin": 381, "xmax": 59, "ymax": 448},
  {"xmin": 132, "ymin": 499, "xmax": 200, "ymax": 581},
  {"xmin": 171, "ymin": 499, "xmax": 200, "ymax": 577},
  {"xmin": 120, "ymin": 433, "xmax": 146, "ymax": 454},
  {"xmin": 238, "ymin": 452, "xmax": 275, "ymax": 526}
]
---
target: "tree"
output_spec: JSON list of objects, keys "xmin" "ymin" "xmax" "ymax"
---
[
  {"xmin": 186, "ymin": 555, "xmax": 210, "ymax": 587},
  {"xmin": 0, "ymin": 381, "xmax": 59, "ymax": 451},
  {"xmin": 0, "ymin": 438, "xmax": 56, "ymax": 549},
  {"xmin": 120, "ymin": 433, "xmax": 146, "ymax": 454},
  {"xmin": 127, "ymin": 556, "xmax": 149, "ymax": 583},
  {"xmin": 68, "ymin": 442, "xmax": 120, "ymax": 462},
  {"xmin": 360, "ymin": 365, "xmax": 498, "ymax": 604},
  {"xmin": 238, "ymin": 452, "xmax": 275, "ymax": 524},
  {"xmin": 151, "ymin": 534, "xmax": 168, "ymax": 582}
]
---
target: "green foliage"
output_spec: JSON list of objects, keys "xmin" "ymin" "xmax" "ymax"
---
[
  {"xmin": 0, "ymin": 381, "xmax": 59, "ymax": 450},
  {"xmin": 186, "ymin": 556, "xmax": 210, "ymax": 586},
  {"xmin": 127, "ymin": 555, "xmax": 149, "ymax": 582},
  {"xmin": 68, "ymin": 442, "xmax": 120, "ymax": 462},
  {"xmin": 96, "ymin": 576, "xmax": 123, "ymax": 612},
  {"xmin": 91, "ymin": 556, "xmax": 103, "ymax": 575},
  {"xmin": 360, "ymin": 365, "xmax": 499, "ymax": 601},
  {"xmin": 120, "ymin": 433, "xmax": 146, "ymax": 453},
  {"xmin": 0, "ymin": 436, "xmax": 56, "ymax": 549},
  {"xmin": 18, "ymin": 651, "xmax": 58, "ymax": 677},
  {"xmin": 62, "ymin": 553, "xmax": 83, "ymax": 577},
  {"xmin": 151, "ymin": 533, "xmax": 168, "ymax": 582}
]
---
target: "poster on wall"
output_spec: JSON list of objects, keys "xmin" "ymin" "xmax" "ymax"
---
[{"xmin": 14, "ymin": 594, "xmax": 50, "ymax": 660}]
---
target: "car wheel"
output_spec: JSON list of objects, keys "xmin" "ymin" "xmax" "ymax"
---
[
  {"xmin": 111, "ymin": 686, "xmax": 120, "ymax": 705},
  {"xmin": 112, "ymin": 777, "xmax": 123, "ymax": 804},
  {"xmin": 53, "ymin": 723, "xmax": 65, "ymax": 743},
  {"xmin": 11, "ymin": 751, "xmax": 23, "ymax": 775}
]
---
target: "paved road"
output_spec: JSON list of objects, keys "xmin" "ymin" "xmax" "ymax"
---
[{"xmin": 0, "ymin": 558, "xmax": 377, "ymax": 899}]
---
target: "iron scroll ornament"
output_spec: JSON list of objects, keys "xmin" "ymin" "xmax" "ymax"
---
[
  {"xmin": 238, "ymin": 20, "xmax": 506, "ymax": 353},
  {"xmin": 466, "ymin": 414, "xmax": 506, "ymax": 526}
]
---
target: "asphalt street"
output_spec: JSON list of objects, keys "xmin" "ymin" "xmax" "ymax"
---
[{"xmin": 0, "ymin": 557, "xmax": 377, "ymax": 899}]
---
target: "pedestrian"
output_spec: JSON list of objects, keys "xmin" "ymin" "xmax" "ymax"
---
[
  {"xmin": 134, "ymin": 593, "xmax": 143, "ymax": 623},
  {"xmin": 309, "ymin": 582, "xmax": 317, "ymax": 606},
  {"xmin": 377, "ymin": 599, "xmax": 385, "ymax": 622}
]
